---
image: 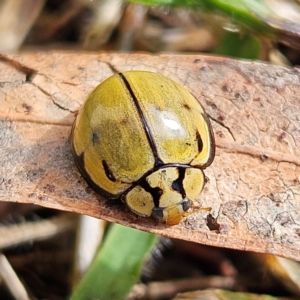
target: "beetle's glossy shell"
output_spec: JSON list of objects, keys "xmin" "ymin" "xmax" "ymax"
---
[{"xmin": 71, "ymin": 71, "xmax": 215, "ymax": 223}]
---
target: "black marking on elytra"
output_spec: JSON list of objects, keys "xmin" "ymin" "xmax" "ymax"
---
[
  {"xmin": 70, "ymin": 128, "xmax": 118, "ymax": 199},
  {"xmin": 188, "ymin": 111, "xmax": 215, "ymax": 168},
  {"xmin": 196, "ymin": 130, "xmax": 203, "ymax": 152},
  {"xmin": 183, "ymin": 103, "xmax": 191, "ymax": 110},
  {"xmin": 91, "ymin": 132, "xmax": 99, "ymax": 145},
  {"xmin": 102, "ymin": 160, "xmax": 116, "ymax": 182},
  {"xmin": 118, "ymin": 73, "xmax": 163, "ymax": 166},
  {"xmin": 171, "ymin": 167, "xmax": 186, "ymax": 198},
  {"xmin": 139, "ymin": 178, "xmax": 163, "ymax": 208}
]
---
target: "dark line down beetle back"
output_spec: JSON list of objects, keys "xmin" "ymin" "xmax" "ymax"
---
[{"xmin": 71, "ymin": 71, "xmax": 215, "ymax": 225}]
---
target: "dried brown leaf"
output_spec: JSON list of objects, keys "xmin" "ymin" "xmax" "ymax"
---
[{"xmin": 0, "ymin": 52, "xmax": 300, "ymax": 260}]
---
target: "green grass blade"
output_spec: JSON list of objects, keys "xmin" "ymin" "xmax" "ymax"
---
[
  {"xmin": 71, "ymin": 224, "xmax": 158, "ymax": 300},
  {"xmin": 214, "ymin": 31, "xmax": 261, "ymax": 59},
  {"xmin": 128, "ymin": 0, "xmax": 276, "ymax": 37}
]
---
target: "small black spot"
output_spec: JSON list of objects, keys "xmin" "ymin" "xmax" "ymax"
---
[
  {"xmin": 102, "ymin": 160, "xmax": 116, "ymax": 182},
  {"xmin": 92, "ymin": 132, "xmax": 99, "ymax": 145},
  {"xmin": 183, "ymin": 103, "xmax": 191, "ymax": 110},
  {"xmin": 194, "ymin": 58, "xmax": 201, "ymax": 63},
  {"xmin": 196, "ymin": 131, "xmax": 203, "ymax": 152}
]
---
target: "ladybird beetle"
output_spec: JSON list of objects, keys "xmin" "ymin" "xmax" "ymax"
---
[{"xmin": 71, "ymin": 71, "xmax": 215, "ymax": 224}]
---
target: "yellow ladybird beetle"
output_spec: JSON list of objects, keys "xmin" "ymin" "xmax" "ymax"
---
[{"xmin": 71, "ymin": 71, "xmax": 215, "ymax": 224}]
